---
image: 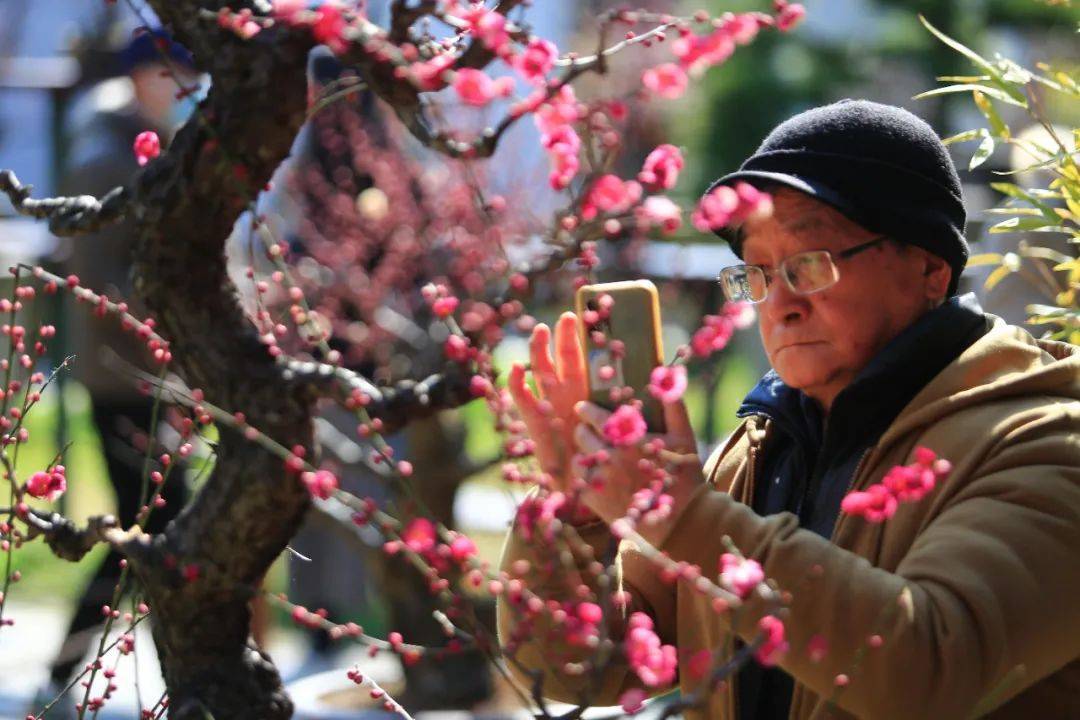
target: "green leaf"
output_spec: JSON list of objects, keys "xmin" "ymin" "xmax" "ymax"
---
[
  {"xmin": 935, "ymin": 75, "xmax": 991, "ymax": 82},
  {"xmin": 941, "ymin": 129, "xmax": 981, "ymax": 146},
  {"xmin": 989, "ymin": 182, "xmax": 1058, "ymax": 220},
  {"xmin": 989, "ymin": 216, "xmax": 1063, "ymax": 233},
  {"xmin": 919, "ymin": 15, "xmax": 997, "ymax": 75},
  {"xmin": 967, "ymin": 253, "xmax": 1003, "ymax": 267},
  {"xmin": 973, "ymin": 90, "xmax": 1009, "ymax": 139},
  {"xmin": 1020, "ymin": 246, "xmax": 1072, "ymax": 265},
  {"xmin": 984, "ymin": 264, "xmax": 1013, "ymax": 291},
  {"xmin": 969, "ymin": 129, "xmax": 994, "ymax": 171},
  {"xmin": 913, "ymin": 84, "xmax": 1026, "ymax": 107}
]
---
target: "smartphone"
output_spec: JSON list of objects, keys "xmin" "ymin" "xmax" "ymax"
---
[{"xmin": 574, "ymin": 280, "xmax": 666, "ymax": 433}]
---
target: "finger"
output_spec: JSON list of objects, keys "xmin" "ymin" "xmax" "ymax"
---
[
  {"xmin": 508, "ymin": 363, "xmax": 542, "ymax": 422},
  {"xmin": 574, "ymin": 401, "xmax": 611, "ymax": 433},
  {"xmin": 573, "ymin": 423, "xmax": 605, "ymax": 454},
  {"xmin": 554, "ymin": 312, "xmax": 586, "ymax": 389},
  {"xmin": 662, "ymin": 397, "xmax": 696, "ymax": 448},
  {"xmin": 529, "ymin": 323, "xmax": 560, "ymax": 400}
]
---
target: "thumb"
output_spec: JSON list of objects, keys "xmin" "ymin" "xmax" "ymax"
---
[{"xmin": 662, "ymin": 397, "xmax": 695, "ymax": 449}]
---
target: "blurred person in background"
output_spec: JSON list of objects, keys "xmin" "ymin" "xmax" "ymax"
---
[{"xmin": 33, "ymin": 27, "xmax": 198, "ymax": 710}]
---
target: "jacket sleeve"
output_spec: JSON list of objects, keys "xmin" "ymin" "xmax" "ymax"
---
[
  {"xmin": 660, "ymin": 404, "xmax": 1080, "ymax": 719},
  {"xmin": 495, "ymin": 493, "xmax": 679, "ymax": 706},
  {"xmin": 494, "ymin": 427, "xmax": 749, "ymax": 706}
]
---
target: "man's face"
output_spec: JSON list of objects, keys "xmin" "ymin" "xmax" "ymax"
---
[{"xmin": 740, "ymin": 188, "xmax": 946, "ymax": 411}]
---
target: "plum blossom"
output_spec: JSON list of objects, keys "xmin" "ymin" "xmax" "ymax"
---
[
  {"xmin": 456, "ymin": 4, "xmax": 512, "ymax": 56},
  {"xmin": 513, "ymin": 38, "xmax": 558, "ymax": 84},
  {"xmin": 840, "ymin": 483, "xmax": 898, "ymax": 523},
  {"xmin": 638, "ymin": 144, "xmax": 684, "ymax": 191},
  {"xmin": 540, "ymin": 125, "xmax": 581, "ymax": 190},
  {"xmin": 689, "ymin": 315, "xmax": 735, "ymax": 358},
  {"xmin": 25, "ymin": 468, "xmax": 66, "ymax": 502},
  {"xmin": 635, "ymin": 196, "xmax": 682, "ymax": 235},
  {"xmin": 619, "ymin": 688, "xmax": 648, "ymax": 714},
  {"xmin": 581, "ymin": 175, "xmax": 642, "ymax": 220},
  {"xmin": 776, "ymin": 3, "xmax": 807, "ymax": 32},
  {"xmin": 692, "ymin": 182, "xmax": 773, "ymax": 232},
  {"xmin": 311, "ymin": 4, "xmax": 349, "ymax": 54},
  {"xmin": 431, "ymin": 295, "xmax": 460, "ymax": 318},
  {"xmin": 672, "ymin": 28, "xmax": 735, "ymax": 76},
  {"xmin": 133, "ymin": 131, "xmax": 161, "ymax": 166},
  {"xmin": 453, "ymin": 69, "xmax": 514, "ymax": 106},
  {"xmin": 648, "ymin": 365, "xmax": 688, "ymax": 404},
  {"xmin": 602, "ymin": 404, "xmax": 647, "ymax": 447},
  {"xmin": 625, "ymin": 612, "xmax": 678, "ymax": 687},
  {"xmin": 755, "ymin": 615, "xmax": 789, "ymax": 666},
  {"xmin": 642, "ymin": 63, "xmax": 689, "ymax": 99},
  {"xmin": 402, "ymin": 517, "xmax": 437, "ymax": 554},
  {"xmin": 718, "ymin": 553, "xmax": 764, "ymax": 598},
  {"xmin": 301, "ymin": 469, "xmax": 339, "ymax": 500},
  {"xmin": 723, "ymin": 301, "xmax": 757, "ymax": 330},
  {"xmin": 449, "ymin": 534, "xmax": 478, "ymax": 563}
]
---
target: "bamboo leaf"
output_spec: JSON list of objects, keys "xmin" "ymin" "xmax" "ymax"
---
[
  {"xmin": 984, "ymin": 264, "xmax": 1014, "ymax": 291},
  {"xmin": 989, "ymin": 216, "xmax": 1063, "ymax": 233},
  {"xmin": 913, "ymin": 84, "xmax": 1026, "ymax": 107},
  {"xmin": 989, "ymin": 182, "xmax": 1057, "ymax": 219},
  {"xmin": 941, "ymin": 129, "xmax": 981, "ymax": 146},
  {"xmin": 970, "ymin": 129, "xmax": 995, "ymax": 171},
  {"xmin": 920, "ymin": 15, "xmax": 998, "ymax": 76},
  {"xmin": 967, "ymin": 253, "xmax": 1003, "ymax": 267},
  {"xmin": 973, "ymin": 90, "xmax": 1009, "ymax": 139}
]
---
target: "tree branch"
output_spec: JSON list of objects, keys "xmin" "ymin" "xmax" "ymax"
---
[
  {"xmin": 16, "ymin": 509, "xmax": 137, "ymax": 562},
  {"xmin": 0, "ymin": 170, "xmax": 128, "ymax": 237}
]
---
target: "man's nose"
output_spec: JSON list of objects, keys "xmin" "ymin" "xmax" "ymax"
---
[{"xmin": 763, "ymin": 276, "xmax": 809, "ymax": 325}]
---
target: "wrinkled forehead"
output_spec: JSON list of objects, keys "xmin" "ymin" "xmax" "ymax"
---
[{"xmin": 741, "ymin": 188, "xmax": 869, "ymax": 261}]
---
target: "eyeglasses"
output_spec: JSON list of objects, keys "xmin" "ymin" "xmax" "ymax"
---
[{"xmin": 718, "ymin": 236, "xmax": 889, "ymax": 304}]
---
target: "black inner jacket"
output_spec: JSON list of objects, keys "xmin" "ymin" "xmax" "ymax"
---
[{"xmin": 731, "ymin": 294, "xmax": 991, "ymax": 719}]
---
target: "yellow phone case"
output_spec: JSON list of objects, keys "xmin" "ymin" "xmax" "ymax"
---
[{"xmin": 575, "ymin": 280, "xmax": 666, "ymax": 433}]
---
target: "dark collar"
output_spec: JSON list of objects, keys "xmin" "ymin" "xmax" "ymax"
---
[{"xmin": 738, "ymin": 293, "xmax": 991, "ymax": 454}]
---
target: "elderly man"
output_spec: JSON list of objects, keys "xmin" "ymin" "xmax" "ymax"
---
[{"xmin": 498, "ymin": 100, "xmax": 1079, "ymax": 719}]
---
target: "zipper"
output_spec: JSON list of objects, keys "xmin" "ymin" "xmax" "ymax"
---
[{"xmin": 828, "ymin": 445, "xmax": 875, "ymax": 541}]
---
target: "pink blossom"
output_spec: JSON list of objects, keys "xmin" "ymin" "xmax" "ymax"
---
[
  {"xmin": 722, "ymin": 301, "xmax": 757, "ymax": 330},
  {"xmin": 408, "ymin": 53, "xmax": 456, "ymax": 91},
  {"xmin": 722, "ymin": 12, "xmax": 761, "ymax": 45},
  {"xmin": 577, "ymin": 601, "xmax": 603, "ymax": 625},
  {"xmin": 692, "ymin": 182, "xmax": 772, "ymax": 231},
  {"xmin": 718, "ymin": 553, "xmax": 764, "ymax": 598},
  {"xmin": 25, "ymin": 469, "xmax": 66, "ymax": 502},
  {"xmin": 301, "ymin": 469, "xmax": 339, "ymax": 500},
  {"xmin": 671, "ymin": 28, "xmax": 735, "ymax": 76},
  {"xmin": 453, "ymin": 69, "xmax": 513, "ymax": 106},
  {"xmin": 689, "ymin": 316, "xmax": 734, "ymax": 358},
  {"xmin": 449, "ymin": 534, "xmax": 478, "ymax": 563},
  {"xmin": 533, "ymin": 85, "xmax": 580, "ymax": 135},
  {"xmin": 581, "ymin": 174, "xmax": 642, "ymax": 220},
  {"xmin": 840, "ymin": 483, "xmax": 898, "ymax": 523},
  {"xmin": 807, "ymin": 634, "xmax": 828, "ymax": 663},
  {"xmin": 271, "ymin": 0, "xmax": 306, "ymax": 22},
  {"xmin": 755, "ymin": 615, "xmax": 789, "ymax": 666},
  {"xmin": 513, "ymin": 38, "xmax": 558, "ymax": 84},
  {"xmin": 777, "ymin": 3, "xmax": 807, "ymax": 32},
  {"xmin": 602, "ymin": 404, "xmax": 647, "ymax": 447},
  {"xmin": 625, "ymin": 612, "xmax": 678, "ymax": 687},
  {"xmin": 647, "ymin": 365, "xmax": 688, "ymax": 404},
  {"xmin": 312, "ymin": 4, "xmax": 348, "ymax": 54},
  {"xmin": 619, "ymin": 688, "xmax": 648, "ymax": 714},
  {"xmin": 540, "ymin": 124, "xmax": 581, "ymax": 190},
  {"xmin": 635, "ymin": 196, "xmax": 682, "ymax": 235},
  {"xmin": 641, "ymin": 63, "xmax": 689, "ymax": 100},
  {"xmin": 638, "ymin": 144, "xmax": 684, "ymax": 191},
  {"xmin": 692, "ymin": 184, "xmax": 739, "ymax": 231},
  {"xmin": 133, "ymin": 131, "xmax": 161, "ymax": 166},
  {"xmin": 458, "ymin": 5, "xmax": 512, "ymax": 55},
  {"xmin": 882, "ymin": 465, "xmax": 936, "ymax": 503},
  {"xmin": 431, "ymin": 296, "xmax": 460, "ymax": 318},
  {"xmin": 402, "ymin": 517, "xmax": 437, "ymax": 554}
]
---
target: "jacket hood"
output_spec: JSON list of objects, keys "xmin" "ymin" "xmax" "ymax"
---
[{"xmin": 877, "ymin": 317, "xmax": 1080, "ymax": 449}]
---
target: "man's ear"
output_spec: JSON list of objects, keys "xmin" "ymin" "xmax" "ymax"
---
[{"xmin": 921, "ymin": 250, "xmax": 952, "ymax": 302}]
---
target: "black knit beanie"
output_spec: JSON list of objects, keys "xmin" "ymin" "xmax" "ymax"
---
[{"xmin": 707, "ymin": 99, "xmax": 968, "ymax": 296}]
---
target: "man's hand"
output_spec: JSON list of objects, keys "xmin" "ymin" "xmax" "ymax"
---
[
  {"xmin": 573, "ymin": 396, "xmax": 705, "ymax": 548},
  {"xmin": 507, "ymin": 312, "xmax": 589, "ymax": 488}
]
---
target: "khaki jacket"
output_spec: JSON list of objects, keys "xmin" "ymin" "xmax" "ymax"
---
[{"xmin": 498, "ymin": 318, "xmax": 1080, "ymax": 719}]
